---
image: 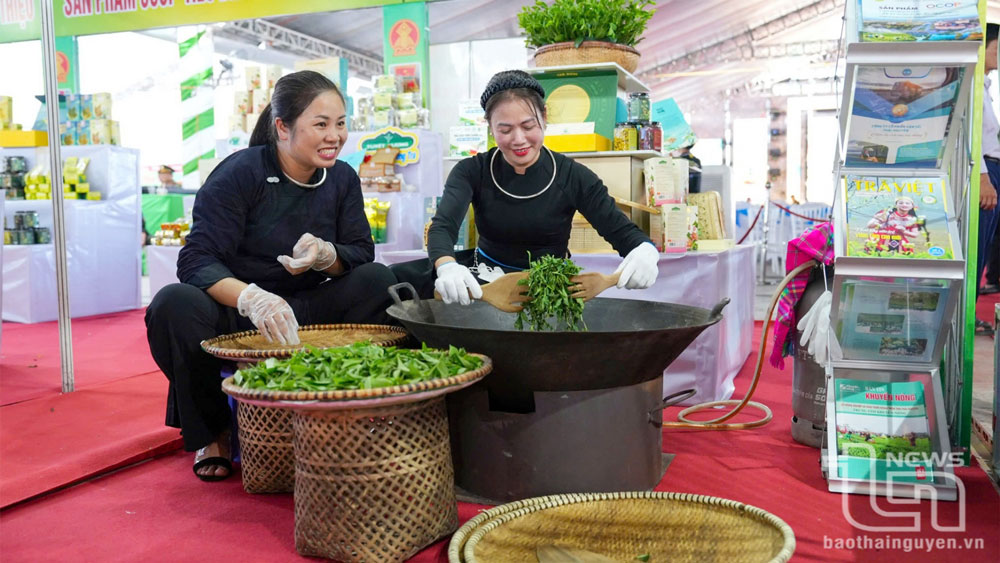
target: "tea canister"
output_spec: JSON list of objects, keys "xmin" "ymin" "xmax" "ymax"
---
[
  {"xmin": 613, "ymin": 122, "xmax": 637, "ymax": 151},
  {"xmin": 627, "ymin": 92, "xmax": 651, "ymax": 123}
]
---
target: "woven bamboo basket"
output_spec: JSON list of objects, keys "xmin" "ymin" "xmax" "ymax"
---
[
  {"xmin": 533, "ymin": 41, "xmax": 640, "ymax": 73},
  {"xmin": 448, "ymin": 491, "xmax": 795, "ymax": 563},
  {"xmin": 202, "ymin": 324, "xmax": 409, "ymax": 494},
  {"xmin": 223, "ymin": 357, "xmax": 492, "ymax": 562}
]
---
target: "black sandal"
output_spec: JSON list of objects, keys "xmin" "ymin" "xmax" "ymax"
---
[{"xmin": 192, "ymin": 455, "xmax": 233, "ymax": 482}]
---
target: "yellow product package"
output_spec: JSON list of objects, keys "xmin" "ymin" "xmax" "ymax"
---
[
  {"xmin": 76, "ymin": 121, "xmax": 90, "ymax": 146},
  {"xmin": 79, "ymin": 95, "xmax": 94, "ymax": 120},
  {"xmin": 92, "ymin": 93, "xmax": 112, "ymax": 119},
  {"xmin": 0, "ymin": 95, "xmax": 12, "ymax": 126},
  {"xmin": 90, "ymin": 119, "xmax": 113, "ymax": 145}
]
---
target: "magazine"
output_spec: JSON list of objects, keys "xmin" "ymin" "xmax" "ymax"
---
[
  {"xmin": 843, "ymin": 175, "xmax": 955, "ymax": 259},
  {"xmin": 834, "ymin": 379, "xmax": 933, "ymax": 483},
  {"xmin": 835, "ymin": 277, "xmax": 949, "ymax": 364},
  {"xmin": 857, "ymin": 0, "xmax": 982, "ymax": 42},
  {"xmin": 845, "ymin": 65, "xmax": 965, "ymax": 169}
]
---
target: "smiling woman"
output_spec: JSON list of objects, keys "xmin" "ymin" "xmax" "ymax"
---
[{"xmin": 144, "ymin": 69, "xmax": 399, "ymax": 483}]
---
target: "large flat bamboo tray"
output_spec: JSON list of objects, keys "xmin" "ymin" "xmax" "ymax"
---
[{"xmin": 200, "ymin": 323, "xmax": 409, "ymax": 362}]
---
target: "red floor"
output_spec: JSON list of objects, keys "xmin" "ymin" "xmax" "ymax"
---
[{"xmin": 1, "ymin": 312, "xmax": 997, "ymax": 562}]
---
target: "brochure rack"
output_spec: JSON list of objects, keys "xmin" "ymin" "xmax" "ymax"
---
[{"xmin": 822, "ymin": 2, "xmax": 982, "ymax": 501}]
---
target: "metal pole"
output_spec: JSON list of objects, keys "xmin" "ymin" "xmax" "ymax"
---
[
  {"xmin": 759, "ymin": 185, "xmax": 772, "ymax": 285},
  {"xmin": 39, "ymin": 0, "xmax": 75, "ymax": 393}
]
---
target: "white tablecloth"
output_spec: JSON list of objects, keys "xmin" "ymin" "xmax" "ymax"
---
[
  {"xmin": 147, "ymin": 245, "xmax": 182, "ymax": 300},
  {"xmin": 379, "ymin": 245, "xmax": 756, "ymax": 404}
]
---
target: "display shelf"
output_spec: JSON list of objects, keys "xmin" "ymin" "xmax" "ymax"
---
[
  {"xmin": 1, "ymin": 144, "xmax": 142, "ymax": 323},
  {"xmin": 525, "ymin": 62, "xmax": 650, "ymax": 93},
  {"xmin": 565, "ymin": 150, "xmax": 660, "ymax": 159}
]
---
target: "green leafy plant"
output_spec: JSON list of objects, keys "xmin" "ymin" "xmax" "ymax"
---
[
  {"xmin": 517, "ymin": 0, "xmax": 656, "ymax": 48},
  {"xmin": 514, "ymin": 254, "xmax": 587, "ymax": 332},
  {"xmin": 233, "ymin": 342, "xmax": 483, "ymax": 392}
]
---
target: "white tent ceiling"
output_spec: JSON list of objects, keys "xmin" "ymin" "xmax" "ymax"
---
[{"xmin": 243, "ymin": 0, "xmax": 1000, "ymax": 134}]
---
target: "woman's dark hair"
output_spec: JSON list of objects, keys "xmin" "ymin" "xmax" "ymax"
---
[
  {"xmin": 480, "ymin": 70, "xmax": 547, "ymax": 127},
  {"xmin": 249, "ymin": 70, "xmax": 345, "ymax": 147},
  {"xmin": 988, "ymin": 22, "xmax": 999, "ymax": 45}
]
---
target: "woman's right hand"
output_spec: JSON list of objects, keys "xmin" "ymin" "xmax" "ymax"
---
[
  {"xmin": 434, "ymin": 262, "xmax": 483, "ymax": 305},
  {"xmin": 236, "ymin": 283, "xmax": 300, "ymax": 345}
]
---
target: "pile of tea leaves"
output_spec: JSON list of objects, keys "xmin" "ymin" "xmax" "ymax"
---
[
  {"xmin": 514, "ymin": 254, "xmax": 587, "ymax": 332},
  {"xmin": 232, "ymin": 342, "xmax": 483, "ymax": 391}
]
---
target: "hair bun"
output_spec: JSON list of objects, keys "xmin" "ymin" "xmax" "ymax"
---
[{"xmin": 480, "ymin": 70, "xmax": 546, "ymax": 109}]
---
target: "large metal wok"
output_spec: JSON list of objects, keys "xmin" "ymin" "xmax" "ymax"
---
[{"xmin": 387, "ymin": 283, "xmax": 728, "ymax": 411}]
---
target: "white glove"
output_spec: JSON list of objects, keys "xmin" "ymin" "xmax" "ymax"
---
[
  {"xmin": 614, "ymin": 242, "xmax": 660, "ymax": 289},
  {"xmin": 237, "ymin": 283, "xmax": 300, "ymax": 345},
  {"xmin": 434, "ymin": 261, "xmax": 483, "ymax": 306},
  {"xmin": 276, "ymin": 233, "xmax": 337, "ymax": 275},
  {"xmin": 797, "ymin": 290, "xmax": 832, "ymax": 364}
]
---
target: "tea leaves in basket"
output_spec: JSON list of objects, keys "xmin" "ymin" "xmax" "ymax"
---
[{"xmin": 232, "ymin": 342, "xmax": 483, "ymax": 392}]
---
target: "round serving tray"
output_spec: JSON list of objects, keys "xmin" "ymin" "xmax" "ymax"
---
[
  {"xmin": 449, "ymin": 491, "xmax": 795, "ymax": 563},
  {"xmin": 221, "ymin": 354, "xmax": 492, "ymax": 411},
  {"xmin": 200, "ymin": 323, "xmax": 409, "ymax": 362}
]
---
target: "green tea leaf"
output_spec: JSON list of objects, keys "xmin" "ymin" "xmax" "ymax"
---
[{"xmin": 514, "ymin": 254, "xmax": 587, "ymax": 332}]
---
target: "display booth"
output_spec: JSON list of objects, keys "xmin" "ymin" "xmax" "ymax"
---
[{"xmin": 822, "ymin": 8, "xmax": 982, "ymax": 497}]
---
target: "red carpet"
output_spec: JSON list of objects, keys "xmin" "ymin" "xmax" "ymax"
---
[
  {"xmin": 1, "ymin": 322, "xmax": 996, "ymax": 561},
  {"xmin": 0, "ymin": 372, "xmax": 182, "ymax": 508},
  {"xmin": 0, "ymin": 309, "xmax": 160, "ymax": 406}
]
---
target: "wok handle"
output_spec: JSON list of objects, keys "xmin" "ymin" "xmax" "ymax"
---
[
  {"xmin": 709, "ymin": 297, "xmax": 731, "ymax": 319},
  {"xmin": 648, "ymin": 388, "xmax": 696, "ymax": 426},
  {"xmin": 388, "ymin": 282, "xmax": 421, "ymax": 307}
]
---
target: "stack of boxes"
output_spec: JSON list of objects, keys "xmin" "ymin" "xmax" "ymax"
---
[
  {"xmin": 18, "ymin": 157, "xmax": 99, "ymax": 201},
  {"xmin": 353, "ymin": 74, "xmax": 430, "ymax": 132},
  {"xmin": 1, "ymin": 156, "xmax": 28, "ymax": 199},
  {"xmin": 151, "ymin": 218, "xmax": 191, "ymax": 246},
  {"xmin": 62, "ymin": 93, "xmax": 120, "ymax": 146},
  {"xmin": 644, "ymin": 157, "xmax": 694, "ymax": 252},
  {"xmin": 359, "ymin": 146, "xmax": 403, "ymax": 192},
  {"xmin": 231, "ymin": 65, "xmax": 282, "ymax": 136}
]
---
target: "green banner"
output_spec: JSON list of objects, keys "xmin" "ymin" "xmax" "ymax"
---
[
  {"xmin": 382, "ymin": 1, "xmax": 429, "ymax": 109},
  {"xmin": 55, "ymin": 35, "xmax": 79, "ymax": 92},
  {"xmin": 1, "ymin": 0, "xmax": 413, "ymax": 44}
]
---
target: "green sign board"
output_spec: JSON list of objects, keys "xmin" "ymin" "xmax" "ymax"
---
[
  {"xmin": 534, "ymin": 68, "xmax": 618, "ymax": 141},
  {"xmin": 358, "ymin": 126, "xmax": 420, "ymax": 166},
  {"xmin": 0, "ymin": 0, "xmax": 413, "ymax": 44},
  {"xmin": 382, "ymin": 1, "xmax": 429, "ymax": 109}
]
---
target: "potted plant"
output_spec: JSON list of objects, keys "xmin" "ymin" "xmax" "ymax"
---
[{"xmin": 517, "ymin": 0, "xmax": 656, "ymax": 73}]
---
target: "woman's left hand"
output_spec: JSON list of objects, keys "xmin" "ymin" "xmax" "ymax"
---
[
  {"xmin": 614, "ymin": 242, "xmax": 659, "ymax": 289},
  {"xmin": 277, "ymin": 233, "xmax": 338, "ymax": 275}
]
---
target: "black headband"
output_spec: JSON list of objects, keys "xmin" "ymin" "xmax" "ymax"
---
[{"xmin": 480, "ymin": 70, "xmax": 546, "ymax": 110}]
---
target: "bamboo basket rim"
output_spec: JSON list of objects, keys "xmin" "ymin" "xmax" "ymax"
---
[
  {"xmin": 448, "ymin": 491, "xmax": 795, "ymax": 563},
  {"xmin": 200, "ymin": 323, "xmax": 409, "ymax": 361},
  {"xmin": 221, "ymin": 353, "xmax": 492, "ymax": 405},
  {"xmin": 533, "ymin": 40, "xmax": 641, "ymax": 55}
]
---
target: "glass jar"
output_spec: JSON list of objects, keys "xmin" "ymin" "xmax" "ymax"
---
[
  {"xmin": 613, "ymin": 122, "xmax": 637, "ymax": 151},
  {"xmin": 627, "ymin": 92, "xmax": 650, "ymax": 123},
  {"xmin": 649, "ymin": 122, "xmax": 663, "ymax": 152},
  {"xmin": 638, "ymin": 123, "xmax": 655, "ymax": 151},
  {"xmin": 34, "ymin": 227, "xmax": 52, "ymax": 244}
]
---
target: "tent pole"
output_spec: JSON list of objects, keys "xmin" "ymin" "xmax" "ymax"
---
[{"xmin": 39, "ymin": 0, "xmax": 75, "ymax": 393}]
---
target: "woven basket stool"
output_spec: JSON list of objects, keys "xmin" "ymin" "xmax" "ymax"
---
[
  {"xmin": 449, "ymin": 491, "xmax": 796, "ymax": 563},
  {"xmin": 202, "ymin": 324, "xmax": 409, "ymax": 494},
  {"xmin": 294, "ymin": 399, "xmax": 457, "ymax": 561}
]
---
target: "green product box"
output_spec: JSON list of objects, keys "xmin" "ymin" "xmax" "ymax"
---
[{"xmin": 534, "ymin": 68, "xmax": 618, "ymax": 142}]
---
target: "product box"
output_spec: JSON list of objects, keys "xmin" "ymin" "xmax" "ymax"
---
[
  {"xmin": 686, "ymin": 205, "xmax": 699, "ymax": 251},
  {"xmin": 92, "ymin": 93, "xmax": 112, "ymax": 119},
  {"xmin": 544, "ymin": 133, "xmax": 610, "ymax": 153},
  {"xmin": 228, "ymin": 114, "xmax": 246, "ymax": 134},
  {"xmin": 75, "ymin": 120, "xmax": 90, "ymax": 146},
  {"xmin": 661, "ymin": 204, "xmax": 689, "ymax": 253},
  {"xmin": 245, "ymin": 113, "xmax": 261, "ymax": 135},
  {"xmin": 234, "ymin": 91, "xmax": 251, "ymax": 115},
  {"xmin": 64, "ymin": 94, "xmax": 81, "ymax": 121},
  {"xmin": 90, "ymin": 119, "xmax": 113, "ymax": 144},
  {"xmin": 645, "ymin": 158, "xmax": 683, "ymax": 205},
  {"xmin": 457, "ymin": 100, "xmax": 486, "ymax": 125},
  {"xmin": 110, "ymin": 120, "xmax": 120, "ymax": 145},
  {"xmin": 534, "ymin": 67, "xmax": 618, "ymax": 142},
  {"xmin": 373, "ymin": 92, "xmax": 394, "ymax": 111},
  {"xmin": 0, "ymin": 95, "xmax": 10, "ymax": 126},
  {"xmin": 648, "ymin": 206, "xmax": 664, "ymax": 251},
  {"xmin": 246, "ymin": 66, "xmax": 261, "ymax": 90},
  {"xmin": 448, "ymin": 126, "xmax": 488, "ymax": 157},
  {"xmin": 79, "ymin": 94, "xmax": 93, "ymax": 120},
  {"xmin": 61, "ymin": 122, "xmax": 75, "ymax": 146},
  {"xmin": 265, "ymin": 65, "xmax": 282, "ymax": 89},
  {"xmin": 253, "ymin": 89, "xmax": 270, "ymax": 114}
]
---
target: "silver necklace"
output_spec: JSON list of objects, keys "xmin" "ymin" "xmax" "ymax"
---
[
  {"xmin": 490, "ymin": 146, "xmax": 557, "ymax": 200},
  {"xmin": 283, "ymin": 167, "xmax": 327, "ymax": 188}
]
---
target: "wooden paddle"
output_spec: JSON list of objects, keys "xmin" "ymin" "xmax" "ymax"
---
[
  {"xmin": 434, "ymin": 271, "xmax": 529, "ymax": 313},
  {"xmin": 569, "ymin": 271, "xmax": 621, "ymax": 301},
  {"xmin": 536, "ymin": 544, "xmax": 618, "ymax": 562}
]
